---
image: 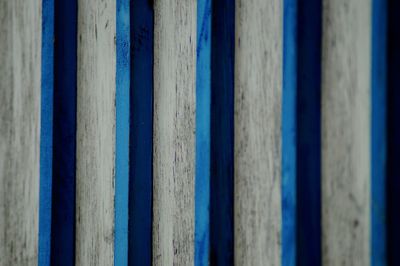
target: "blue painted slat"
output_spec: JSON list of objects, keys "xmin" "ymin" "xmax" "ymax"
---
[
  {"xmin": 283, "ymin": 0, "xmax": 322, "ymax": 265},
  {"xmin": 115, "ymin": 0, "xmax": 131, "ymax": 265},
  {"xmin": 209, "ymin": 0, "xmax": 235, "ymax": 264},
  {"xmin": 38, "ymin": 0, "xmax": 54, "ymax": 264},
  {"xmin": 387, "ymin": 0, "xmax": 400, "ymax": 264},
  {"xmin": 195, "ymin": 0, "xmax": 234, "ymax": 264},
  {"xmin": 371, "ymin": 0, "xmax": 388, "ymax": 265},
  {"xmin": 128, "ymin": 0, "xmax": 153, "ymax": 264},
  {"xmin": 50, "ymin": 0, "xmax": 77, "ymax": 265},
  {"xmin": 282, "ymin": 0, "xmax": 297, "ymax": 265},
  {"xmin": 296, "ymin": 0, "xmax": 322, "ymax": 265},
  {"xmin": 195, "ymin": 0, "xmax": 211, "ymax": 265}
]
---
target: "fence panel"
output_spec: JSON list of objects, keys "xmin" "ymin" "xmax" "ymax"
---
[{"xmin": 1, "ymin": 1, "xmax": 398, "ymax": 265}]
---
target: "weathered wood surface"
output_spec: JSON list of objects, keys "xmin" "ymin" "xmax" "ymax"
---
[
  {"xmin": 0, "ymin": 0, "xmax": 41, "ymax": 265},
  {"xmin": 152, "ymin": 0, "xmax": 196, "ymax": 264},
  {"xmin": 321, "ymin": 0, "xmax": 371, "ymax": 265},
  {"xmin": 76, "ymin": 0, "xmax": 116, "ymax": 265},
  {"xmin": 234, "ymin": 0, "xmax": 282, "ymax": 264}
]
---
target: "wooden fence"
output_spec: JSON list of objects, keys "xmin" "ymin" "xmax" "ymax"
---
[{"xmin": 0, "ymin": 0, "xmax": 399, "ymax": 265}]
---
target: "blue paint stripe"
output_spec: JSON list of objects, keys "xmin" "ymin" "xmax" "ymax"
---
[
  {"xmin": 371, "ymin": 0, "xmax": 387, "ymax": 265},
  {"xmin": 38, "ymin": 0, "xmax": 54, "ymax": 265},
  {"xmin": 209, "ymin": 0, "xmax": 235, "ymax": 264},
  {"xmin": 128, "ymin": 0, "xmax": 153, "ymax": 265},
  {"xmin": 115, "ymin": 0, "xmax": 131, "ymax": 265},
  {"xmin": 296, "ymin": 0, "xmax": 322, "ymax": 265},
  {"xmin": 50, "ymin": 0, "xmax": 77, "ymax": 265},
  {"xmin": 387, "ymin": 0, "xmax": 400, "ymax": 264},
  {"xmin": 195, "ymin": 0, "xmax": 235, "ymax": 264},
  {"xmin": 282, "ymin": 0, "xmax": 297, "ymax": 265},
  {"xmin": 283, "ymin": 0, "xmax": 322, "ymax": 265},
  {"xmin": 195, "ymin": 0, "xmax": 211, "ymax": 265}
]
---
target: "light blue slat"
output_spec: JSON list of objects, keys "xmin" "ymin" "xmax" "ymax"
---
[
  {"xmin": 195, "ymin": 0, "xmax": 211, "ymax": 265},
  {"xmin": 38, "ymin": 0, "xmax": 54, "ymax": 265},
  {"xmin": 114, "ymin": 0, "xmax": 130, "ymax": 264},
  {"xmin": 282, "ymin": 0, "xmax": 297, "ymax": 265}
]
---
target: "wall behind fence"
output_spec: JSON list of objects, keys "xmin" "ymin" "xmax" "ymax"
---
[{"xmin": 0, "ymin": 0, "xmax": 399, "ymax": 265}]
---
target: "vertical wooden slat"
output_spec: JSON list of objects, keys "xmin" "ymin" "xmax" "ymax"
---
[
  {"xmin": 282, "ymin": 0, "xmax": 297, "ymax": 264},
  {"xmin": 128, "ymin": 0, "xmax": 154, "ymax": 264},
  {"xmin": 195, "ymin": 0, "xmax": 211, "ymax": 265},
  {"xmin": 321, "ymin": 0, "xmax": 371, "ymax": 265},
  {"xmin": 234, "ymin": 0, "xmax": 282, "ymax": 264},
  {"xmin": 296, "ymin": 0, "xmax": 323, "ymax": 265},
  {"xmin": 50, "ymin": 0, "xmax": 78, "ymax": 264},
  {"xmin": 0, "ymin": 0, "xmax": 41, "ymax": 264},
  {"xmin": 371, "ymin": 0, "xmax": 387, "ymax": 265},
  {"xmin": 209, "ymin": 0, "xmax": 235, "ymax": 264},
  {"xmin": 76, "ymin": 0, "xmax": 116, "ymax": 265},
  {"xmin": 387, "ymin": 0, "xmax": 400, "ymax": 264},
  {"xmin": 114, "ymin": 0, "xmax": 130, "ymax": 264},
  {"xmin": 39, "ymin": 0, "xmax": 54, "ymax": 264},
  {"xmin": 152, "ymin": 0, "xmax": 196, "ymax": 264}
]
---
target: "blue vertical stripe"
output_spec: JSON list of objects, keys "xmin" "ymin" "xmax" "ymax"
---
[
  {"xmin": 115, "ymin": 0, "xmax": 131, "ymax": 265},
  {"xmin": 128, "ymin": 0, "xmax": 154, "ymax": 265},
  {"xmin": 39, "ymin": 0, "xmax": 54, "ymax": 265},
  {"xmin": 371, "ymin": 0, "xmax": 387, "ymax": 265},
  {"xmin": 387, "ymin": 0, "xmax": 400, "ymax": 264},
  {"xmin": 50, "ymin": 0, "xmax": 77, "ymax": 265},
  {"xmin": 283, "ymin": 0, "xmax": 322, "ymax": 265},
  {"xmin": 209, "ymin": 0, "xmax": 235, "ymax": 264},
  {"xmin": 195, "ymin": 0, "xmax": 211, "ymax": 265},
  {"xmin": 282, "ymin": 0, "xmax": 297, "ymax": 265},
  {"xmin": 195, "ymin": 0, "xmax": 235, "ymax": 264},
  {"xmin": 296, "ymin": 0, "xmax": 322, "ymax": 265}
]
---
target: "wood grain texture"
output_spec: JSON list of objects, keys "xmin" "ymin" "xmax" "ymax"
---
[
  {"xmin": 234, "ymin": 0, "xmax": 282, "ymax": 265},
  {"xmin": 321, "ymin": 0, "xmax": 371, "ymax": 265},
  {"xmin": 0, "ymin": 0, "xmax": 41, "ymax": 264},
  {"xmin": 152, "ymin": 0, "xmax": 196, "ymax": 265},
  {"xmin": 76, "ymin": 0, "xmax": 116, "ymax": 265}
]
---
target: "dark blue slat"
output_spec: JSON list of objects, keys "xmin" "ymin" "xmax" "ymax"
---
[
  {"xmin": 387, "ymin": 0, "xmax": 400, "ymax": 264},
  {"xmin": 50, "ymin": 1, "xmax": 77, "ymax": 265},
  {"xmin": 128, "ymin": 0, "xmax": 154, "ymax": 264},
  {"xmin": 296, "ymin": 0, "xmax": 322, "ymax": 265},
  {"xmin": 209, "ymin": 0, "xmax": 235, "ymax": 264},
  {"xmin": 371, "ymin": 0, "xmax": 388, "ymax": 265}
]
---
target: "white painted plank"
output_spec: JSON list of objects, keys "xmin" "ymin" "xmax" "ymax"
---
[
  {"xmin": 0, "ymin": 0, "xmax": 41, "ymax": 264},
  {"xmin": 152, "ymin": 0, "xmax": 196, "ymax": 264},
  {"xmin": 75, "ymin": 0, "xmax": 116, "ymax": 265},
  {"xmin": 321, "ymin": 0, "xmax": 371, "ymax": 265},
  {"xmin": 234, "ymin": 0, "xmax": 282, "ymax": 264}
]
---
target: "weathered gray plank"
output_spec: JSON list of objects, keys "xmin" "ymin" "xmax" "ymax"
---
[
  {"xmin": 152, "ymin": 0, "xmax": 196, "ymax": 264},
  {"xmin": 234, "ymin": 0, "xmax": 282, "ymax": 264},
  {"xmin": 75, "ymin": 0, "xmax": 116, "ymax": 265},
  {"xmin": 0, "ymin": 0, "xmax": 41, "ymax": 265},
  {"xmin": 321, "ymin": 0, "xmax": 371, "ymax": 265}
]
